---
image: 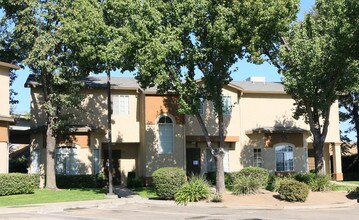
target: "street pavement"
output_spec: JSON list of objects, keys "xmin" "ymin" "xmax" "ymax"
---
[{"xmin": 0, "ymin": 184, "xmax": 358, "ymax": 220}]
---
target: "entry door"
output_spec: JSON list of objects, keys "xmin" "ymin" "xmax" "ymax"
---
[
  {"xmin": 102, "ymin": 149, "xmax": 121, "ymax": 185},
  {"xmin": 186, "ymin": 148, "xmax": 201, "ymax": 176}
]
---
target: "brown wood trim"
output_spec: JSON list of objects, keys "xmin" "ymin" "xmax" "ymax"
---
[{"xmin": 186, "ymin": 135, "xmax": 239, "ymax": 143}]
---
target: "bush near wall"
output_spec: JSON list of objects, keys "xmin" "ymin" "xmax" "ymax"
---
[
  {"xmin": 56, "ymin": 174, "xmax": 106, "ymax": 189},
  {"xmin": 205, "ymin": 172, "xmax": 232, "ymax": 187},
  {"xmin": 152, "ymin": 167, "xmax": 187, "ymax": 200},
  {"xmin": 0, "ymin": 173, "xmax": 39, "ymax": 196},
  {"xmin": 278, "ymin": 179, "xmax": 309, "ymax": 202}
]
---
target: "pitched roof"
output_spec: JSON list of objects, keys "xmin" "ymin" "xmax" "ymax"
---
[
  {"xmin": 231, "ymin": 81, "xmax": 285, "ymax": 94},
  {"xmin": 25, "ymin": 74, "xmax": 285, "ymax": 94}
]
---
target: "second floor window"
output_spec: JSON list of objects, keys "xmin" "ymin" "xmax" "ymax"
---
[
  {"xmin": 113, "ymin": 95, "xmax": 130, "ymax": 115},
  {"xmin": 158, "ymin": 116, "xmax": 173, "ymax": 154},
  {"xmin": 222, "ymin": 96, "xmax": 232, "ymax": 115}
]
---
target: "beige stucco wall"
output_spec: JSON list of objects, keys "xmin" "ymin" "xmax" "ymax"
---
[
  {"xmin": 0, "ymin": 67, "xmax": 10, "ymax": 117},
  {"xmin": 185, "ymin": 86, "xmax": 240, "ymax": 137},
  {"xmin": 0, "ymin": 65, "xmax": 12, "ymax": 173},
  {"xmin": 239, "ymin": 93, "xmax": 340, "ymax": 174},
  {"xmin": 31, "ymin": 88, "xmax": 141, "ymax": 144},
  {"xmin": 0, "ymin": 142, "xmax": 9, "ymax": 173},
  {"xmin": 145, "ymin": 123, "xmax": 185, "ymax": 177}
]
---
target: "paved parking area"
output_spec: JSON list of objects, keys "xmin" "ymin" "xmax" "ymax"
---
[{"xmin": 1, "ymin": 202, "xmax": 359, "ymax": 220}]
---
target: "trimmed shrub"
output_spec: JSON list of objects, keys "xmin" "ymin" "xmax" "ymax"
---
[
  {"xmin": 56, "ymin": 174, "xmax": 105, "ymax": 188},
  {"xmin": 0, "ymin": 173, "xmax": 39, "ymax": 196},
  {"xmin": 175, "ymin": 175, "xmax": 211, "ymax": 205},
  {"xmin": 232, "ymin": 175, "xmax": 262, "ymax": 195},
  {"xmin": 152, "ymin": 167, "xmax": 187, "ymax": 199},
  {"xmin": 267, "ymin": 175, "xmax": 292, "ymax": 192},
  {"xmin": 278, "ymin": 179, "xmax": 309, "ymax": 202},
  {"xmin": 293, "ymin": 173, "xmax": 314, "ymax": 185}
]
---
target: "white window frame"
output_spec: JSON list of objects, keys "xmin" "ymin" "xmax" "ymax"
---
[
  {"xmin": 31, "ymin": 149, "xmax": 40, "ymax": 174},
  {"xmin": 222, "ymin": 96, "xmax": 232, "ymax": 115},
  {"xmin": 275, "ymin": 144, "xmax": 294, "ymax": 172},
  {"xmin": 118, "ymin": 95, "xmax": 130, "ymax": 115},
  {"xmin": 93, "ymin": 148, "xmax": 100, "ymax": 175},
  {"xmin": 56, "ymin": 146, "xmax": 78, "ymax": 175},
  {"xmin": 158, "ymin": 115, "xmax": 174, "ymax": 154},
  {"xmin": 253, "ymin": 148, "xmax": 263, "ymax": 168}
]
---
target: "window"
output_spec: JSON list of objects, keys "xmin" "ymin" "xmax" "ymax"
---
[
  {"xmin": 222, "ymin": 96, "xmax": 232, "ymax": 115},
  {"xmin": 206, "ymin": 148, "xmax": 229, "ymax": 172},
  {"xmin": 275, "ymin": 145, "xmax": 294, "ymax": 172},
  {"xmin": 158, "ymin": 116, "xmax": 173, "ymax": 154},
  {"xmin": 56, "ymin": 147, "xmax": 78, "ymax": 175},
  {"xmin": 113, "ymin": 95, "xmax": 130, "ymax": 115},
  {"xmin": 93, "ymin": 149, "xmax": 100, "ymax": 175},
  {"xmin": 31, "ymin": 149, "xmax": 40, "ymax": 174},
  {"xmin": 253, "ymin": 148, "xmax": 263, "ymax": 167}
]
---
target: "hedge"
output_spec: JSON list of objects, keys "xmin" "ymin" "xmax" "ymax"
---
[
  {"xmin": 0, "ymin": 173, "xmax": 39, "ymax": 196},
  {"xmin": 56, "ymin": 174, "xmax": 106, "ymax": 189}
]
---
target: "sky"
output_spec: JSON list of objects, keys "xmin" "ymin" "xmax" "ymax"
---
[{"xmin": 9, "ymin": 0, "xmax": 315, "ymax": 115}]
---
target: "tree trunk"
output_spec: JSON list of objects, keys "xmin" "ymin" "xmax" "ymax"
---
[
  {"xmin": 45, "ymin": 126, "xmax": 57, "ymax": 189},
  {"xmin": 215, "ymin": 153, "xmax": 225, "ymax": 194},
  {"xmin": 215, "ymin": 110, "xmax": 226, "ymax": 194},
  {"xmin": 312, "ymin": 134, "xmax": 325, "ymax": 175}
]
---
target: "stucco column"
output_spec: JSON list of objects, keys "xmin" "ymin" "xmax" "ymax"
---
[{"xmin": 332, "ymin": 142, "xmax": 343, "ymax": 181}]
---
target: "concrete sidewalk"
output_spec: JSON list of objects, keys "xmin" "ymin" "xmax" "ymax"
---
[{"xmin": 0, "ymin": 187, "xmax": 357, "ymax": 215}]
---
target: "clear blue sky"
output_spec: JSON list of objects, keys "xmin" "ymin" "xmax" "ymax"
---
[{"xmin": 10, "ymin": 0, "xmax": 315, "ymax": 114}]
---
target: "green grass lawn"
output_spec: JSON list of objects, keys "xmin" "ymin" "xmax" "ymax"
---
[
  {"xmin": 130, "ymin": 187, "xmax": 158, "ymax": 199},
  {"xmin": 0, "ymin": 188, "xmax": 106, "ymax": 207},
  {"xmin": 344, "ymin": 181, "xmax": 359, "ymax": 185}
]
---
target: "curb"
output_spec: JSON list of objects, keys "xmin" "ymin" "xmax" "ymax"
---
[{"xmin": 0, "ymin": 196, "xmax": 357, "ymax": 214}]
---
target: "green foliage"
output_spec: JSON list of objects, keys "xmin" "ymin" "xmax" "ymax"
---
[
  {"xmin": 266, "ymin": 175, "xmax": 293, "ymax": 192},
  {"xmin": 278, "ymin": 179, "xmax": 309, "ymax": 202},
  {"xmin": 0, "ymin": 173, "xmax": 39, "ymax": 196},
  {"xmin": 232, "ymin": 175, "xmax": 262, "ymax": 195},
  {"xmin": 278, "ymin": 0, "xmax": 359, "ymax": 175},
  {"xmin": 9, "ymin": 155, "xmax": 28, "ymax": 173},
  {"xmin": 293, "ymin": 173, "xmax": 315, "ymax": 185},
  {"xmin": 309, "ymin": 175, "xmax": 333, "ymax": 192},
  {"xmin": 152, "ymin": 167, "xmax": 187, "ymax": 200},
  {"xmin": 126, "ymin": 172, "xmax": 144, "ymax": 188},
  {"xmin": 56, "ymin": 174, "xmax": 105, "ymax": 189},
  {"xmin": 175, "ymin": 175, "xmax": 211, "ymax": 205},
  {"xmin": 211, "ymin": 193, "xmax": 223, "ymax": 203},
  {"xmin": 238, "ymin": 167, "xmax": 269, "ymax": 188},
  {"xmin": 205, "ymin": 172, "xmax": 232, "ymax": 187}
]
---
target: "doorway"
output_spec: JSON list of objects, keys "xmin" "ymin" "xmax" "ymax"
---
[
  {"xmin": 186, "ymin": 148, "xmax": 201, "ymax": 176},
  {"xmin": 102, "ymin": 149, "xmax": 122, "ymax": 185}
]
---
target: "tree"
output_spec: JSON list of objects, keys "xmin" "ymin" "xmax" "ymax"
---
[
  {"xmin": 279, "ymin": 0, "xmax": 359, "ymax": 175},
  {"xmin": 0, "ymin": 0, "xmax": 92, "ymax": 188},
  {"xmin": 114, "ymin": 0, "xmax": 299, "ymax": 194},
  {"xmin": 0, "ymin": 13, "xmax": 20, "ymax": 112},
  {"xmin": 339, "ymin": 93, "xmax": 359, "ymax": 156}
]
